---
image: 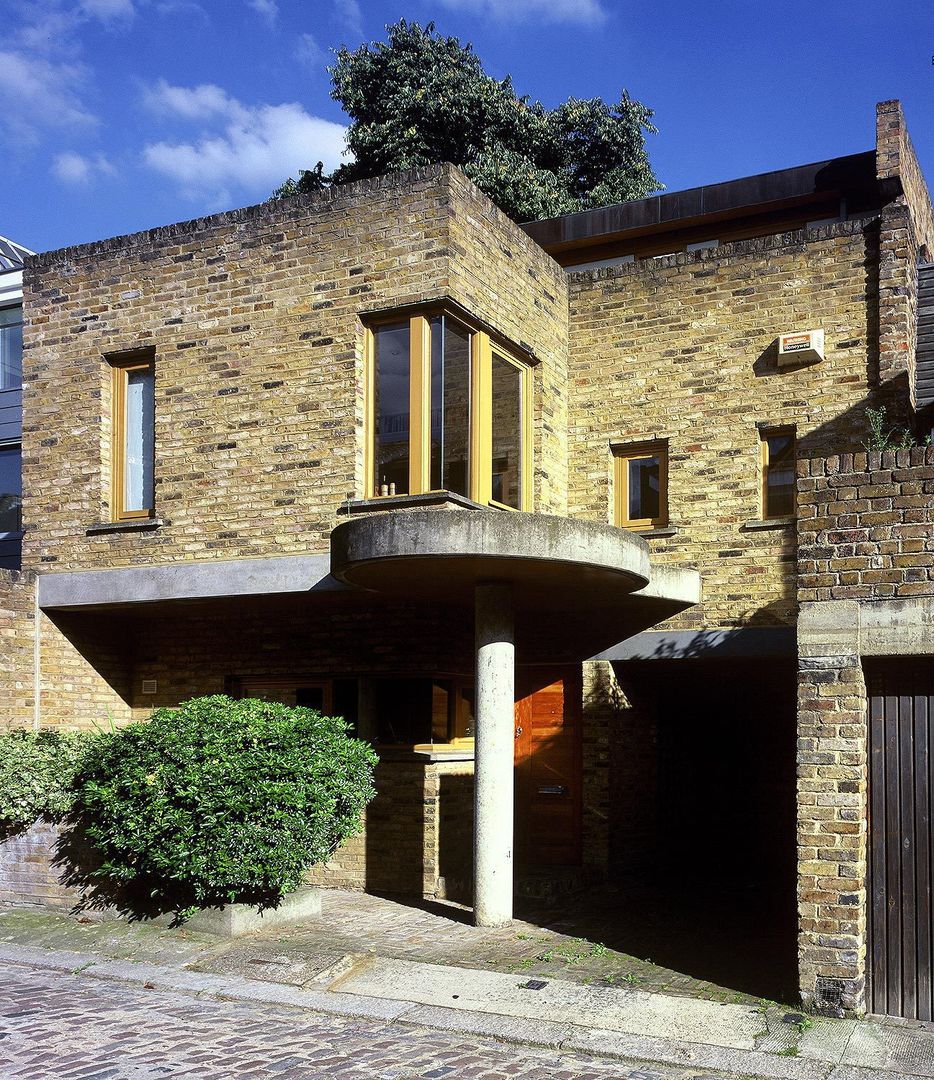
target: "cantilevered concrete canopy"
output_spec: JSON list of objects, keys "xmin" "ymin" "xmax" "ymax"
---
[
  {"xmin": 332, "ymin": 507, "xmax": 700, "ymax": 929},
  {"xmin": 330, "ymin": 509, "xmax": 699, "ymax": 663}
]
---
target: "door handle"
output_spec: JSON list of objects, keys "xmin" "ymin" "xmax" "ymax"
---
[{"xmin": 515, "ymin": 726, "xmax": 523, "ymax": 737}]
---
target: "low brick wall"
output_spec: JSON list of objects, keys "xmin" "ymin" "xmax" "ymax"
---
[
  {"xmin": 0, "ymin": 820, "xmax": 82, "ymax": 911},
  {"xmin": 797, "ymin": 448, "xmax": 934, "ymax": 602}
]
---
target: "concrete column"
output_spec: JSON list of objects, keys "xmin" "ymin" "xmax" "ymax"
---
[{"xmin": 473, "ymin": 581, "xmax": 515, "ymax": 927}]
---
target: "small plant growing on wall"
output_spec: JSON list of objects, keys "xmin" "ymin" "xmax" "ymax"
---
[
  {"xmin": 0, "ymin": 729, "xmax": 93, "ymax": 831},
  {"xmin": 74, "ymin": 695, "xmax": 377, "ymax": 916},
  {"xmin": 863, "ymin": 406, "xmax": 932, "ymax": 452}
]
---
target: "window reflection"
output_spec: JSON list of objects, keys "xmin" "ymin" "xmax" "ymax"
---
[
  {"xmin": 373, "ymin": 322, "xmax": 410, "ymax": 495},
  {"xmin": 0, "ymin": 306, "xmax": 23, "ymax": 392},
  {"xmin": 491, "ymin": 351, "xmax": 523, "ymax": 508}
]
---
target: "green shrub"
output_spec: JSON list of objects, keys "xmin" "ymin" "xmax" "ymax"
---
[
  {"xmin": 74, "ymin": 695, "xmax": 378, "ymax": 913},
  {"xmin": 0, "ymin": 729, "xmax": 94, "ymax": 829}
]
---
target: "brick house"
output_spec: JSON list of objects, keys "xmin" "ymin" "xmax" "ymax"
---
[{"xmin": 2, "ymin": 99, "xmax": 934, "ymax": 1020}]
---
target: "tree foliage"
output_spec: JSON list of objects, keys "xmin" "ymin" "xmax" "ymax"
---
[{"xmin": 276, "ymin": 20, "xmax": 660, "ymax": 222}]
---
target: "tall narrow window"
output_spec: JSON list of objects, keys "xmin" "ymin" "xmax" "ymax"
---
[
  {"xmin": 429, "ymin": 315, "xmax": 471, "ymax": 496},
  {"xmin": 0, "ymin": 306, "xmax": 23, "ymax": 392},
  {"xmin": 760, "ymin": 428, "xmax": 795, "ymax": 519},
  {"xmin": 111, "ymin": 353, "xmax": 155, "ymax": 520},
  {"xmin": 372, "ymin": 322, "xmax": 410, "ymax": 495},
  {"xmin": 0, "ymin": 442, "xmax": 22, "ymax": 570},
  {"xmin": 613, "ymin": 442, "xmax": 668, "ymax": 530},
  {"xmin": 490, "ymin": 348, "xmax": 524, "ymax": 509},
  {"xmin": 366, "ymin": 308, "xmax": 531, "ymax": 509}
]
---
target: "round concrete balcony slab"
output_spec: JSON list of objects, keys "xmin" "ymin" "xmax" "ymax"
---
[
  {"xmin": 331, "ymin": 508, "xmax": 650, "ymax": 609},
  {"xmin": 330, "ymin": 509, "xmax": 698, "ymax": 662}
]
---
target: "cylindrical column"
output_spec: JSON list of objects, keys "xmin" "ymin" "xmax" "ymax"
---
[{"xmin": 473, "ymin": 580, "xmax": 515, "ymax": 927}]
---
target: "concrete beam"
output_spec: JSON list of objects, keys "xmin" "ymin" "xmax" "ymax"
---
[{"xmin": 38, "ymin": 554, "xmax": 341, "ymax": 610}]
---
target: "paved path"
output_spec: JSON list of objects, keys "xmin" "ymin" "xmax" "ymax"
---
[{"xmin": 0, "ymin": 959, "xmax": 761, "ymax": 1080}]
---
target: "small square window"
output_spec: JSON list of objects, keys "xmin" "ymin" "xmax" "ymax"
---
[
  {"xmin": 613, "ymin": 442, "xmax": 668, "ymax": 530},
  {"xmin": 760, "ymin": 427, "xmax": 796, "ymax": 519}
]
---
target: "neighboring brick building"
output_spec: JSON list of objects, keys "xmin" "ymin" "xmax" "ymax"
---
[{"xmin": 1, "ymin": 100, "xmax": 933, "ymax": 1020}]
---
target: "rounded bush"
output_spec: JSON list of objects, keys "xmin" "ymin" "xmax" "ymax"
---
[
  {"xmin": 75, "ymin": 695, "xmax": 378, "ymax": 912},
  {"xmin": 0, "ymin": 729, "xmax": 94, "ymax": 829}
]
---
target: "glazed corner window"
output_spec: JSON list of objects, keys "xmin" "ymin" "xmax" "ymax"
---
[
  {"xmin": 613, "ymin": 442, "xmax": 668, "ymax": 530},
  {"xmin": 0, "ymin": 306, "xmax": 23, "ymax": 392},
  {"xmin": 760, "ymin": 427, "xmax": 796, "ymax": 519},
  {"xmin": 366, "ymin": 310, "xmax": 531, "ymax": 509},
  {"xmin": 110, "ymin": 352, "xmax": 155, "ymax": 520}
]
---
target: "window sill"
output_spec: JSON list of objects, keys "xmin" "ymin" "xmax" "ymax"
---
[
  {"xmin": 338, "ymin": 491, "xmax": 489, "ymax": 516},
  {"xmin": 742, "ymin": 516, "xmax": 794, "ymax": 531},
  {"xmin": 86, "ymin": 517, "xmax": 167, "ymax": 536},
  {"xmin": 376, "ymin": 745, "xmax": 475, "ymax": 764},
  {"xmin": 635, "ymin": 526, "xmax": 679, "ymax": 539}
]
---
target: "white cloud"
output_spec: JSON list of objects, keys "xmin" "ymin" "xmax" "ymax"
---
[
  {"xmin": 295, "ymin": 32, "xmax": 326, "ymax": 70},
  {"xmin": 436, "ymin": 0, "xmax": 607, "ymax": 24},
  {"xmin": 0, "ymin": 49, "xmax": 96, "ymax": 144},
  {"xmin": 246, "ymin": 0, "xmax": 278, "ymax": 24},
  {"xmin": 145, "ymin": 79, "xmax": 235, "ymax": 121},
  {"xmin": 141, "ymin": 82, "xmax": 347, "ymax": 201},
  {"xmin": 52, "ymin": 151, "xmax": 116, "ymax": 184},
  {"xmin": 80, "ymin": 0, "xmax": 136, "ymax": 20},
  {"xmin": 334, "ymin": 0, "xmax": 363, "ymax": 39}
]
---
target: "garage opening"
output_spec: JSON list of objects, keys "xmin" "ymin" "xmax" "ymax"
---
[{"xmin": 608, "ymin": 657, "xmax": 798, "ymax": 1003}]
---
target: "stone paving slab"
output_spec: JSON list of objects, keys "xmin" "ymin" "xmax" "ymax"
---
[{"xmin": 0, "ymin": 959, "xmax": 781, "ymax": 1080}]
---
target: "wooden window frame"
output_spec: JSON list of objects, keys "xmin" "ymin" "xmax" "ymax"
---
[
  {"xmin": 365, "ymin": 309, "xmax": 532, "ymax": 511},
  {"xmin": 612, "ymin": 441, "xmax": 668, "ymax": 531},
  {"xmin": 235, "ymin": 672, "xmax": 474, "ymax": 751},
  {"xmin": 759, "ymin": 425, "xmax": 796, "ymax": 520},
  {"xmin": 110, "ymin": 351, "xmax": 155, "ymax": 522}
]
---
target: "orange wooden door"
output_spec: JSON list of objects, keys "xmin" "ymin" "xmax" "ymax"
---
[{"xmin": 514, "ymin": 668, "xmax": 583, "ymax": 867}]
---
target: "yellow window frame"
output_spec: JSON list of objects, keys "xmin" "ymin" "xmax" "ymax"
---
[
  {"xmin": 364, "ymin": 310, "xmax": 532, "ymax": 511},
  {"xmin": 759, "ymin": 426, "xmax": 796, "ymax": 520},
  {"xmin": 110, "ymin": 351, "xmax": 155, "ymax": 522},
  {"xmin": 613, "ymin": 442, "xmax": 668, "ymax": 530}
]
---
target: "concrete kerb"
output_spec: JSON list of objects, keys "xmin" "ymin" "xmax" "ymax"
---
[{"xmin": 0, "ymin": 941, "xmax": 913, "ymax": 1080}]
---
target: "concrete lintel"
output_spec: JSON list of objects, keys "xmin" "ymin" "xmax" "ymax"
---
[
  {"xmin": 38, "ymin": 553, "xmax": 340, "ymax": 610},
  {"xmin": 799, "ymin": 597, "xmax": 934, "ymax": 659},
  {"xmin": 859, "ymin": 596, "xmax": 934, "ymax": 656},
  {"xmin": 797, "ymin": 601, "xmax": 860, "ymax": 659}
]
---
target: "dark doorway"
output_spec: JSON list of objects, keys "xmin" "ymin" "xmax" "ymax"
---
[{"xmin": 606, "ymin": 657, "xmax": 799, "ymax": 1003}]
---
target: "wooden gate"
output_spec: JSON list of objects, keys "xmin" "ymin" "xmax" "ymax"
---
[{"xmin": 868, "ymin": 661, "xmax": 934, "ymax": 1020}]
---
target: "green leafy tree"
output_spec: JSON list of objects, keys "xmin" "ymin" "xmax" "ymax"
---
[{"xmin": 276, "ymin": 20, "xmax": 660, "ymax": 222}]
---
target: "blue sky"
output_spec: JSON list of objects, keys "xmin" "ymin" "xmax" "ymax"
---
[{"xmin": 3, "ymin": 0, "xmax": 934, "ymax": 254}]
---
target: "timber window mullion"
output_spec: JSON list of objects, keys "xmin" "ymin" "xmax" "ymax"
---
[{"xmin": 408, "ymin": 314, "xmax": 432, "ymax": 495}]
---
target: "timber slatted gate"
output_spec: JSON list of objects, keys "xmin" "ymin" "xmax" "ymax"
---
[
  {"xmin": 917, "ymin": 263, "xmax": 934, "ymax": 409},
  {"xmin": 867, "ymin": 660, "xmax": 934, "ymax": 1020}
]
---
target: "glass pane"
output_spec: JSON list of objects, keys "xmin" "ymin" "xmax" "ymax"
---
[
  {"xmin": 490, "ymin": 352, "xmax": 523, "ymax": 508},
  {"xmin": 295, "ymin": 686, "xmax": 326, "ymax": 711},
  {"xmin": 0, "ymin": 306, "xmax": 23, "ymax": 391},
  {"xmin": 373, "ymin": 322, "xmax": 410, "ymax": 495},
  {"xmin": 628, "ymin": 455, "xmax": 661, "ymax": 521},
  {"xmin": 373, "ymin": 678, "xmax": 433, "ymax": 744},
  {"xmin": 0, "ymin": 444, "xmax": 22, "ymax": 534},
  {"xmin": 124, "ymin": 367, "xmax": 154, "ymax": 512},
  {"xmin": 429, "ymin": 317, "xmax": 471, "ymax": 495},
  {"xmin": 765, "ymin": 434, "xmax": 795, "ymax": 517}
]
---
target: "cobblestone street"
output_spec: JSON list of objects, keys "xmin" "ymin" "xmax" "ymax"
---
[{"xmin": 0, "ymin": 960, "xmax": 753, "ymax": 1080}]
